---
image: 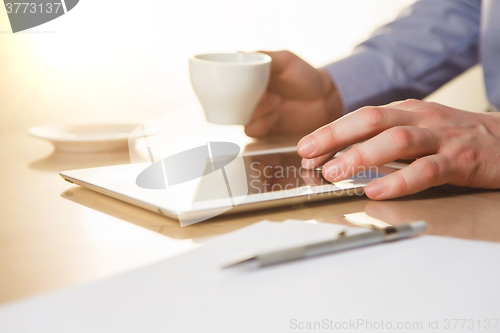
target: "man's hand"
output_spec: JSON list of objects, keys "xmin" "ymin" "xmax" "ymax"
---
[
  {"xmin": 297, "ymin": 99, "xmax": 500, "ymax": 200},
  {"xmin": 244, "ymin": 50, "xmax": 343, "ymax": 138}
]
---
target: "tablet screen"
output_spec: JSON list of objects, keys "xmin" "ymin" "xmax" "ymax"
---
[{"xmin": 243, "ymin": 151, "xmax": 396, "ymax": 195}]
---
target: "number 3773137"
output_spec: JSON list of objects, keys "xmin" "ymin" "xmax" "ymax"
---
[{"xmin": 5, "ymin": 2, "xmax": 62, "ymax": 14}]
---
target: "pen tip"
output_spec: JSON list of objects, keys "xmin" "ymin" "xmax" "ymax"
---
[{"xmin": 221, "ymin": 255, "xmax": 257, "ymax": 269}]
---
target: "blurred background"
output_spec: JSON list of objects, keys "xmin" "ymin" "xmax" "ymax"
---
[{"xmin": 0, "ymin": 0, "xmax": 488, "ymax": 133}]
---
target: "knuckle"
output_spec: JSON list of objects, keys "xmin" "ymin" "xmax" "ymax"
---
[
  {"xmin": 388, "ymin": 99, "xmax": 421, "ymax": 109},
  {"xmin": 345, "ymin": 148, "xmax": 365, "ymax": 166},
  {"xmin": 360, "ymin": 107, "xmax": 385, "ymax": 128},
  {"xmin": 398, "ymin": 98, "xmax": 420, "ymax": 106},
  {"xmin": 422, "ymin": 108, "xmax": 441, "ymax": 120},
  {"xmin": 327, "ymin": 124, "xmax": 338, "ymax": 143},
  {"xmin": 279, "ymin": 50, "xmax": 295, "ymax": 62},
  {"xmin": 391, "ymin": 172, "xmax": 409, "ymax": 194},
  {"xmin": 458, "ymin": 148, "xmax": 478, "ymax": 166},
  {"xmin": 455, "ymin": 148, "xmax": 480, "ymax": 183},
  {"xmin": 388, "ymin": 127, "xmax": 414, "ymax": 149},
  {"xmin": 418, "ymin": 158, "xmax": 441, "ymax": 183},
  {"xmin": 474, "ymin": 122, "xmax": 491, "ymax": 135},
  {"xmin": 418, "ymin": 103, "xmax": 448, "ymax": 120}
]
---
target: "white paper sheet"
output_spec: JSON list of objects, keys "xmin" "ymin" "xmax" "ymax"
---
[{"xmin": 1, "ymin": 220, "xmax": 500, "ymax": 333}]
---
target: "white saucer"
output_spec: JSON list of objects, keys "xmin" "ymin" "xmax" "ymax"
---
[{"xmin": 28, "ymin": 124, "xmax": 140, "ymax": 153}]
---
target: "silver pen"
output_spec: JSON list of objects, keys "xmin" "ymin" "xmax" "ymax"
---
[{"xmin": 222, "ymin": 221, "xmax": 426, "ymax": 268}]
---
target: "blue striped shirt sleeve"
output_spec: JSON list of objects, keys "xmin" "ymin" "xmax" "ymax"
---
[{"xmin": 323, "ymin": 0, "xmax": 481, "ymax": 113}]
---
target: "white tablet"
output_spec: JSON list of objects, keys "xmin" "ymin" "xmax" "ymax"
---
[{"xmin": 60, "ymin": 147, "xmax": 403, "ymax": 225}]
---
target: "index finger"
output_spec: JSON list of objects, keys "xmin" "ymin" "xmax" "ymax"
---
[{"xmin": 297, "ymin": 106, "xmax": 416, "ymax": 158}]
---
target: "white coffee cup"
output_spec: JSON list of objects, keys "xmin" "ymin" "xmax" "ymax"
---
[{"xmin": 189, "ymin": 52, "xmax": 271, "ymax": 125}]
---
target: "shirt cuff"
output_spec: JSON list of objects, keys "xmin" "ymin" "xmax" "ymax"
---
[{"xmin": 322, "ymin": 48, "xmax": 396, "ymax": 114}]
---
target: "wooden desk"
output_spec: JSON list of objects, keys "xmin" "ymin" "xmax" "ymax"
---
[{"xmin": 2, "ymin": 130, "xmax": 500, "ymax": 304}]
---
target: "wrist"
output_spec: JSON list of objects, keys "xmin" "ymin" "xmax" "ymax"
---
[{"xmin": 318, "ymin": 68, "xmax": 344, "ymax": 122}]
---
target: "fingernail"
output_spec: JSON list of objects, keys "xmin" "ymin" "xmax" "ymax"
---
[
  {"xmin": 297, "ymin": 137, "xmax": 315, "ymax": 156},
  {"xmin": 301, "ymin": 158, "xmax": 315, "ymax": 169},
  {"xmin": 366, "ymin": 181, "xmax": 384, "ymax": 198}
]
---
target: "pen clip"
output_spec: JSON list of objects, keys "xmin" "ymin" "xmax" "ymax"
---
[
  {"xmin": 344, "ymin": 213, "xmax": 392, "ymax": 230},
  {"xmin": 342, "ymin": 212, "xmax": 402, "ymax": 239},
  {"xmin": 359, "ymin": 222, "xmax": 399, "ymax": 240}
]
